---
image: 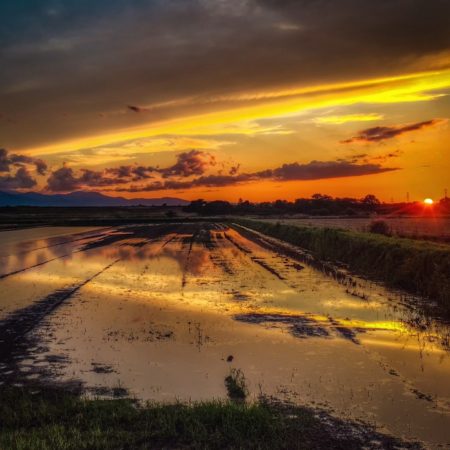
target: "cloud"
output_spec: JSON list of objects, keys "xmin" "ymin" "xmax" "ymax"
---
[
  {"xmin": 45, "ymin": 150, "xmax": 217, "ymax": 192},
  {"xmin": 127, "ymin": 105, "xmax": 149, "ymax": 113},
  {"xmin": 313, "ymin": 113, "xmax": 384, "ymax": 125},
  {"xmin": 270, "ymin": 160, "xmax": 397, "ymax": 180},
  {"xmin": 341, "ymin": 118, "xmax": 446, "ymax": 143},
  {"xmin": 113, "ymin": 160, "xmax": 398, "ymax": 192},
  {"xmin": 1, "ymin": 0, "xmax": 449, "ymax": 150},
  {"xmin": 0, "ymin": 148, "xmax": 47, "ymax": 174},
  {"xmin": 229, "ymin": 164, "xmax": 240, "ymax": 175},
  {"xmin": 159, "ymin": 150, "xmax": 216, "ymax": 178},
  {"xmin": 45, "ymin": 146, "xmax": 397, "ymax": 193},
  {"xmin": 46, "ymin": 166, "xmax": 81, "ymax": 192},
  {"xmin": 46, "ymin": 165, "xmax": 149, "ymax": 192},
  {"xmin": 0, "ymin": 148, "xmax": 47, "ymax": 190},
  {"xmin": 0, "ymin": 167, "xmax": 37, "ymax": 189}
]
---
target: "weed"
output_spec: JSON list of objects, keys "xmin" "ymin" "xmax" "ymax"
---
[
  {"xmin": 368, "ymin": 220, "xmax": 391, "ymax": 236},
  {"xmin": 225, "ymin": 368, "xmax": 248, "ymax": 401}
]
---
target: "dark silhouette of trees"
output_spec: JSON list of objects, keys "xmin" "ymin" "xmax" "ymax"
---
[{"xmin": 184, "ymin": 194, "xmax": 449, "ymax": 217}]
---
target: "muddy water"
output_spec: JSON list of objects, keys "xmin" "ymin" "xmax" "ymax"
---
[{"xmin": 0, "ymin": 223, "xmax": 449, "ymax": 448}]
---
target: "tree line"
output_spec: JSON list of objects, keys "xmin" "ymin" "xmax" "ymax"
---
[{"xmin": 184, "ymin": 194, "xmax": 450, "ymax": 216}]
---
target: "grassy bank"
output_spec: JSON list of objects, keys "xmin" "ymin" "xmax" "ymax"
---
[
  {"xmin": 233, "ymin": 219, "xmax": 450, "ymax": 312},
  {"xmin": 0, "ymin": 387, "xmax": 420, "ymax": 450}
]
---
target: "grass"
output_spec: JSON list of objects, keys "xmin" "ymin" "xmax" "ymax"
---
[
  {"xmin": 224, "ymin": 368, "xmax": 248, "ymax": 401},
  {"xmin": 0, "ymin": 386, "xmax": 420, "ymax": 450},
  {"xmin": 233, "ymin": 219, "xmax": 450, "ymax": 312}
]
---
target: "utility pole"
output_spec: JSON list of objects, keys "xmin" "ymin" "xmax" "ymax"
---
[{"xmin": 406, "ymin": 192, "xmax": 410, "ymax": 203}]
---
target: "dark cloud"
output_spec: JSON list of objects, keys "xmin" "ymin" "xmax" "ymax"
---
[
  {"xmin": 114, "ymin": 160, "xmax": 398, "ymax": 192},
  {"xmin": 0, "ymin": 148, "xmax": 47, "ymax": 190},
  {"xmin": 46, "ymin": 150, "xmax": 216, "ymax": 192},
  {"xmin": 0, "ymin": 148, "xmax": 47, "ymax": 174},
  {"xmin": 229, "ymin": 164, "xmax": 240, "ymax": 175},
  {"xmin": 0, "ymin": 167, "xmax": 37, "ymax": 189},
  {"xmin": 46, "ymin": 147, "xmax": 397, "ymax": 193},
  {"xmin": 46, "ymin": 165, "xmax": 137, "ymax": 192},
  {"xmin": 341, "ymin": 119, "xmax": 445, "ymax": 143},
  {"xmin": 159, "ymin": 150, "xmax": 216, "ymax": 178},
  {"xmin": 1, "ymin": 0, "xmax": 449, "ymax": 148},
  {"xmin": 46, "ymin": 166, "xmax": 81, "ymax": 192},
  {"xmin": 270, "ymin": 160, "xmax": 397, "ymax": 180},
  {"xmin": 127, "ymin": 105, "xmax": 149, "ymax": 113}
]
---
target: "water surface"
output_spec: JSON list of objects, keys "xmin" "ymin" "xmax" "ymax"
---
[{"xmin": 0, "ymin": 223, "xmax": 449, "ymax": 449}]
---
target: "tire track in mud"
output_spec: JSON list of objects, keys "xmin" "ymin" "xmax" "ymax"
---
[
  {"xmin": 223, "ymin": 229, "xmax": 297, "ymax": 284},
  {"xmin": 181, "ymin": 228, "xmax": 199, "ymax": 289},
  {"xmin": 0, "ymin": 228, "xmax": 112, "ymax": 259},
  {"xmin": 231, "ymin": 223, "xmax": 373, "ymax": 302},
  {"xmin": 227, "ymin": 226, "xmax": 444, "ymax": 409},
  {"xmin": 208, "ymin": 231, "xmax": 234, "ymax": 275},
  {"xmin": 0, "ymin": 259, "xmax": 121, "ymax": 368},
  {"xmin": 0, "ymin": 253, "xmax": 81, "ymax": 280},
  {"xmin": 231, "ymin": 223, "xmax": 350, "ymax": 282},
  {"xmin": 223, "ymin": 227, "xmax": 377, "ymax": 346},
  {"xmin": 0, "ymin": 225, "xmax": 180, "ymax": 382},
  {"xmin": 0, "ymin": 230, "xmax": 123, "ymax": 280},
  {"xmin": 0, "ymin": 225, "xmax": 175, "ymax": 281},
  {"xmin": 180, "ymin": 224, "xmax": 233, "ymax": 288}
]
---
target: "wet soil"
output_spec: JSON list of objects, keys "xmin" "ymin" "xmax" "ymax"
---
[{"xmin": 0, "ymin": 222, "xmax": 449, "ymax": 449}]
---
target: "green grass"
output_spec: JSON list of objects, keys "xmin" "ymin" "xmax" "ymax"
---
[
  {"xmin": 0, "ymin": 387, "xmax": 420, "ymax": 450},
  {"xmin": 233, "ymin": 219, "xmax": 450, "ymax": 312}
]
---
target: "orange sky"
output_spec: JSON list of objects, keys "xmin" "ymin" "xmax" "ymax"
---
[{"xmin": 1, "ymin": 0, "xmax": 449, "ymax": 202}]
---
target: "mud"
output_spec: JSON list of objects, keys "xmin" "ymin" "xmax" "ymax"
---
[
  {"xmin": 235, "ymin": 313, "xmax": 330, "ymax": 338},
  {"xmin": 0, "ymin": 222, "xmax": 449, "ymax": 448}
]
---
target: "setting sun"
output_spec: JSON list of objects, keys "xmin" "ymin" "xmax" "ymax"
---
[{"xmin": 424, "ymin": 198, "xmax": 434, "ymax": 205}]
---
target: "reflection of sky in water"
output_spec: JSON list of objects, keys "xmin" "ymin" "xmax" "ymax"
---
[{"xmin": 0, "ymin": 225, "xmax": 449, "ymax": 448}]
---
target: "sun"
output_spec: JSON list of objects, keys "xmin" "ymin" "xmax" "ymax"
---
[{"xmin": 423, "ymin": 198, "xmax": 434, "ymax": 205}]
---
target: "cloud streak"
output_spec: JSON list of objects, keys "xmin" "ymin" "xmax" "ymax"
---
[
  {"xmin": 342, "ymin": 119, "xmax": 446, "ymax": 143},
  {"xmin": 1, "ymin": 0, "xmax": 449, "ymax": 151}
]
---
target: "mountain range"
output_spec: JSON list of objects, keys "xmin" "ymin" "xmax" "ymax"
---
[{"xmin": 0, "ymin": 191, "xmax": 189, "ymax": 207}]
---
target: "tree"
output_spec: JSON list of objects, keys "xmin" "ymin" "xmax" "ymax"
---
[{"xmin": 362, "ymin": 194, "xmax": 380, "ymax": 206}]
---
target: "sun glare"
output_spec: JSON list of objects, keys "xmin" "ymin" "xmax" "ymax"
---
[{"xmin": 423, "ymin": 198, "xmax": 434, "ymax": 205}]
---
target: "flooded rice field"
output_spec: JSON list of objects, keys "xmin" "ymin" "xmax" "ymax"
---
[{"xmin": 0, "ymin": 223, "xmax": 449, "ymax": 448}]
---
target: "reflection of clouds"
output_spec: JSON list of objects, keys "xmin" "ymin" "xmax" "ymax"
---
[
  {"xmin": 0, "ymin": 229, "xmax": 110, "ymax": 276},
  {"xmin": 75, "ymin": 237, "xmax": 211, "ymax": 277},
  {"xmin": 2, "ymin": 225, "xmax": 450, "ymax": 360},
  {"xmin": 321, "ymin": 298, "xmax": 383, "ymax": 310},
  {"xmin": 160, "ymin": 244, "xmax": 211, "ymax": 276},
  {"xmin": 360, "ymin": 337, "xmax": 448, "ymax": 354}
]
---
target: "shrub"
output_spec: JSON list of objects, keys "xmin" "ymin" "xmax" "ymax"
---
[
  {"xmin": 225, "ymin": 368, "xmax": 248, "ymax": 401},
  {"xmin": 368, "ymin": 220, "xmax": 390, "ymax": 236}
]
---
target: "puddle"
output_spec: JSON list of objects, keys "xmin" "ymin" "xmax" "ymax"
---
[{"xmin": 0, "ymin": 223, "xmax": 449, "ymax": 449}]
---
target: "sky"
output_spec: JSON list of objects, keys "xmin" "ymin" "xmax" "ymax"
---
[{"xmin": 0, "ymin": 0, "xmax": 449, "ymax": 202}]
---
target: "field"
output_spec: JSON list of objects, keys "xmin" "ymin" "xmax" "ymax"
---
[
  {"xmin": 259, "ymin": 216, "xmax": 450, "ymax": 241},
  {"xmin": 0, "ymin": 221, "xmax": 449, "ymax": 448}
]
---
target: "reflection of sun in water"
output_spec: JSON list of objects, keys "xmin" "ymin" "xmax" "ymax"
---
[{"xmin": 423, "ymin": 198, "xmax": 434, "ymax": 205}]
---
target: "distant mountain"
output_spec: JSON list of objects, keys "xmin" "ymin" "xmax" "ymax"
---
[{"xmin": 0, "ymin": 190, "xmax": 189, "ymax": 207}]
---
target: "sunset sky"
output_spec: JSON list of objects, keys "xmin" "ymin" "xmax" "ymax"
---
[{"xmin": 1, "ymin": 0, "xmax": 449, "ymax": 202}]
